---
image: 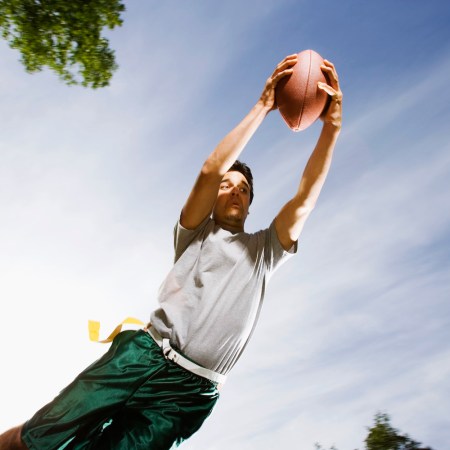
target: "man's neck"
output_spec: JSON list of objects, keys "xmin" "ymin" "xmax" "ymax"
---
[{"xmin": 215, "ymin": 218, "xmax": 244, "ymax": 234}]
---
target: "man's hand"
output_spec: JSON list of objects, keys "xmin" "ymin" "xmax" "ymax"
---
[
  {"xmin": 274, "ymin": 59, "xmax": 342, "ymax": 251},
  {"xmin": 318, "ymin": 59, "xmax": 343, "ymax": 129},
  {"xmin": 258, "ymin": 54, "xmax": 298, "ymax": 112}
]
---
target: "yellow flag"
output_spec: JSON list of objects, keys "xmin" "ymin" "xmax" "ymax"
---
[{"xmin": 88, "ymin": 317, "xmax": 145, "ymax": 343}]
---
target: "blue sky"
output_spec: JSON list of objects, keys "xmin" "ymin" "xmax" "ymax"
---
[{"xmin": 1, "ymin": 1, "xmax": 449, "ymax": 449}]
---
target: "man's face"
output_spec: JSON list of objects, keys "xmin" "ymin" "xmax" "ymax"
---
[{"xmin": 212, "ymin": 171, "xmax": 251, "ymax": 232}]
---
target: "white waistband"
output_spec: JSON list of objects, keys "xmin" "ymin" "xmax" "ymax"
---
[{"xmin": 146, "ymin": 326, "xmax": 227, "ymax": 385}]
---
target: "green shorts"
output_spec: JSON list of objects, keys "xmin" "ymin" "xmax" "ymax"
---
[{"xmin": 22, "ymin": 330, "xmax": 219, "ymax": 450}]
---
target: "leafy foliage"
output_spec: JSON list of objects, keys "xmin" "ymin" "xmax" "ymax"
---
[
  {"xmin": 365, "ymin": 413, "xmax": 433, "ymax": 450},
  {"xmin": 0, "ymin": 0, "xmax": 125, "ymax": 88},
  {"xmin": 314, "ymin": 413, "xmax": 434, "ymax": 450}
]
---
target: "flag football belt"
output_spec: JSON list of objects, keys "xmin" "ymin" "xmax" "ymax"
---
[
  {"xmin": 146, "ymin": 325, "xmax": 227, "ymax": 385},
  {"xmin": 88, "ymin": 318, "xmax": 227, "ymax": 385}
]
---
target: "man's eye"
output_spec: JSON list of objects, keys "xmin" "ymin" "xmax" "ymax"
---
[
  {"xmin": 240, "ymin": 187, "xmax": 248, "ymax": 193},
  {"xmin": 220, "ymin": 184, "xmax": 229, "ymax": 190}
]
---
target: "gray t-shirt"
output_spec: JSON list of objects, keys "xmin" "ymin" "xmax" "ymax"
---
[{"xmin": 150, "ymin": 217, "xmax": 296, "ymax": 375}]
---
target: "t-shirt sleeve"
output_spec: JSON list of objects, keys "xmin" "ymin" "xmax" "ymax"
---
[
  {"xmin": 173, "ymin": 215, "xmax": 212, "ymax": 262},
  {"xmin": 264, "ymin": 220, "xmax": 298, "ymax": 273}
]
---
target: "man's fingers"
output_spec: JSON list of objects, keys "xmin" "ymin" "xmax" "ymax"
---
[
  {"xmin": 320, "ymin": 65, "xmax": 338, "ymax": 81},
  {"xmin": 273, "ymin": 55, "xmax": 298, "ymax": 77},
  {"xmin": 318, "ymin": 82, "xmax": 343, "ymax": 104},
  {"xmin": 318, "ymin": 81, "xmax": 336, "ymax": 96},
  {"xmin": 322, "ymin": 59, "xmax": 336, "ymax": 71},
  {"xmin": 278, "ymin": 57, "xmax": 297, "ymax": 70},
  {"xmin": 321, "ymin": 60, "xmax": 339, "ymax": 85},
  {"xmin": 279, "ymin": 54, "xmax": 298, "ymax": 66},
  {"xmin": 274, "ymin": 68, "xmax": 294, "ymax": 81}
]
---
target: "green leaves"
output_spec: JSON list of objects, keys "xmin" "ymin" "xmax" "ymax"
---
[
  {"xmin": 0, "ymin": 0, "xmax": 125, "ymax": 88},
  {"xmin": 314, "ymin": 413, "xmax": 434, "ymax": 450},
  {"xmin": 365, "ymin": 413, "xmax": 432, "ymax": 450}
]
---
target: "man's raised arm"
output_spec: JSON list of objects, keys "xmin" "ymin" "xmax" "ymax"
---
[
  {"xmin": 274, "ymin": 59, "xmax": 343, "ymax": 251},
  {"xmin": 180, "ymin": 55, "xmax": 298, "ymax": 230}
]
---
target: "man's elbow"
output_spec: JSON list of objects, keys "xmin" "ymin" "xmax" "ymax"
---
[
  {"xmin": 200, "ymin": 160, "xmax": 216, "ymax": 176},
  {"xmin": 293, "ymin": 198, "xmax": 316, "ymax": 219},
  {"xmin": 201, "ymin": 157, "xmax": 227, "ymax": 177}
]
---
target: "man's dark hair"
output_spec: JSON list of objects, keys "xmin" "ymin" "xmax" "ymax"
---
[{"xmin": 228, "ymin": 160, "xmax": 254, "ymax": 204}]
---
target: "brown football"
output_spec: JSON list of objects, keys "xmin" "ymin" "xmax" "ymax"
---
[{"xmin": 275, "ymin": 49, "xmax": 329, "ymax": 132}]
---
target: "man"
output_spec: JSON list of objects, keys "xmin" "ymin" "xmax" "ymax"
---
[{"xmin": 0, "ymin": 54, "xmax": 342, "ymax": 449}]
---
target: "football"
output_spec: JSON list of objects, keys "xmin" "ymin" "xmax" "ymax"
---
[{"xmin": 275, "ymin": 49, "xmax": 329, "ymax": 132}]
